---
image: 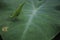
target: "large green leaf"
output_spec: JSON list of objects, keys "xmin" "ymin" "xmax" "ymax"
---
[{"xmin": 0, "ymin": 0, "xmax": 60, "ymax": 40}]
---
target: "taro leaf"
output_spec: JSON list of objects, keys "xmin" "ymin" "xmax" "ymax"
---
[{"xmin": 0, "ymin": 0, "xmax": 60, "ymax": 40}]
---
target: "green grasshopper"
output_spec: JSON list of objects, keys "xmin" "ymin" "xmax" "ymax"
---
[{"xmin": 10, "ymin": 2, "xmax": 25, "ymax": 21}]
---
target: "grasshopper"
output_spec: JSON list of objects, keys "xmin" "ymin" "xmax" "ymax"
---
[{"xmin": 10, "ymin": 2, "xmax": 25, "ymax": 21}]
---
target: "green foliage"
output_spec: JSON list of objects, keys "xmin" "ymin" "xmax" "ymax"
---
[{"xmin": 0, "ymin": 0, "xmax": 60, "ymax": 40}]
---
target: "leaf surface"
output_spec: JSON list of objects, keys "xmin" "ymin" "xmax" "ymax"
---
[{"xmin": 0, "ymin": 0, "xmax": 60, "ymax": 40}]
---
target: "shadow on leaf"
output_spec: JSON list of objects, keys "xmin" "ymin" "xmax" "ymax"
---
[
  {"xmin": 55, "ymin": 5, "xmax": 60, "ymax": 11},
  {"xmin": 0, "ymin": 0, "xmax": 10, "ymax": 11}
]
